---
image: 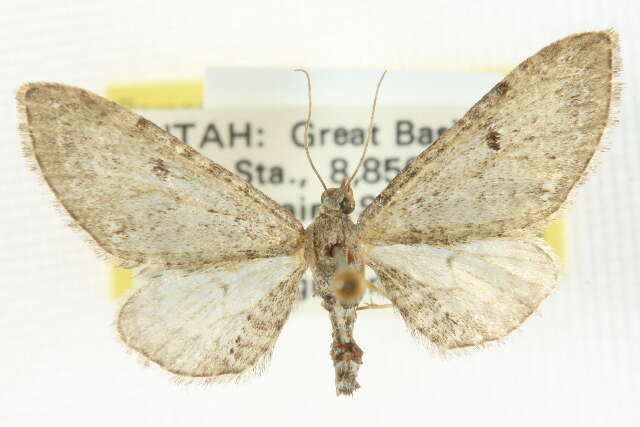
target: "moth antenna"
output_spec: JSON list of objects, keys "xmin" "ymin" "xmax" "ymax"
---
[
  {"xmin": 347, "ymin": 70, "xmax": 387, "ymax": 187},
  {"xmin": 295, "ymin": 68, "xmax": 328, "ymax": 191}
]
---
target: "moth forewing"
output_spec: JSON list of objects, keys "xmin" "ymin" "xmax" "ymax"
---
[
  {"xmin": 358, "ymin": 30, "xmax": 620, "ymax": 247},
  {"xmin": 17, "ymin": 82, "xmax": 304, "ymax": 272}
]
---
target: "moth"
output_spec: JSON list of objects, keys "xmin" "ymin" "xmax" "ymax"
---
[{"xmin": 17, "ymin": 31, "xmax": 619, "ymax": 396}]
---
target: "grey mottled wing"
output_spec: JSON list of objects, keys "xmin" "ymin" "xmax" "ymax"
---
[
  {"xmin": 358, "ymin": 31, "xmax": 619, "ymax": 246},
  {"xmin": 17, "ymin": 82, "xmax": 304, "ymax": 271}
]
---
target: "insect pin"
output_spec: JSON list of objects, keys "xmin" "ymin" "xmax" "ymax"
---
[{"xmin": 17, "ymin": 30, "xmax": 619, "ymax": 396}]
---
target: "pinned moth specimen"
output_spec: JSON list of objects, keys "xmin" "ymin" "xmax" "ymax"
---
[{"xmin": 17, "ymin": 30, "xmax": 619, "ymax": 395}]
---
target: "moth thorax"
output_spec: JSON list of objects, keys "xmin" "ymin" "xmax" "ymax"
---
[{"xmin": 330, "ymin": 269, "xmax": 367, "ymax": 305}]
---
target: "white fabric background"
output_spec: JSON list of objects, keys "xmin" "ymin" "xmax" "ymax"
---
[{"xmin": 1, "ymin": 1, "xmax": 638, "ymax": 426}]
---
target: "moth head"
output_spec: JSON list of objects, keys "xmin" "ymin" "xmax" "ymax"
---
[
  {"xmin": 296, "ymin": 69, "xmax": 386, "ymax": 217},
  {"xmin": 321, "ymin": 179, "xmax": 355, "ymax": 214}
]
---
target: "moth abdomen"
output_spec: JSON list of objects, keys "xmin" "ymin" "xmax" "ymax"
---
[{"xmin": 332, "ymin": 341, "xmax": 363, "ymax": 395}]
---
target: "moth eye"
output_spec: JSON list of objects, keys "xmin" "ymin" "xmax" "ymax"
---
[{"xmin": 340, "ymin": 197, "xmax": 355, "ymax": 214}]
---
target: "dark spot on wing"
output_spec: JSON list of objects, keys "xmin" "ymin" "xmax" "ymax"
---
[
  {"xmin": 151, "ymin": 158, "xmax": 170, "ymax": 180},
  {"xmin": 446, "ymin": 254, "xmax": 456, "ymax": 269},
  {"xmin": 78, "ymin": 90, "xmax": 97, "ymax": 106},
  {"xmin": 136, "ymin": 117, "xmax": 156, "ymax": 129},
  {"xmin": 180, "ymin": 147, "xmax": 194, "ymax": 159},
  {"xmin": 493, "ymin": 81, "xmax": 510, "ymax": 97},
  {"xmin": 486, "ymin": 130, "xmax": 501, "ymax": 151}
]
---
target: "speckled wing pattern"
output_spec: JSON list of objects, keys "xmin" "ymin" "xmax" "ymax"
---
[
  {"xmin": 17, "ymin": 83, "xmax": 306, "ymax": 379},
  {"xmin": 17, "ymin": 83, "xmax": 303, "ymax": 271},
  {"xmin": 367, "ymin": 238, "xmax": 558, "ymax": 350},
  {"xmin": 359, "ymin": 31, "xmax": 619, "ymax": 350},
  {"xmin": 119, "ymin": 257, "xmax": 305, "ymax": 379}
]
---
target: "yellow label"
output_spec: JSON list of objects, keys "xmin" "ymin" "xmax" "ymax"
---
[
  {"xmin": 107, "ymin": 82, "xmax": 203, "ymax": 109},
  {"xmin": 544, "ymin": 219, "xmax": 566, "ymax": 267}
]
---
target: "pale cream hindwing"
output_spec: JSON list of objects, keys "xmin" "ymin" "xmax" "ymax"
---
[
  {"xmin": 366, "ymin": 238, "xmax": 558, "ymax": 350},
  {"xmin": 359, "ymin": 31, "xmax": 619, "ymax": 246},
  {"xmin": 119, "ymin": 256, "xmax": 305, "ymax": 379},
  {"xmin": 17, "ymin": 83, "xmax": 304, "ymax": 271}
]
